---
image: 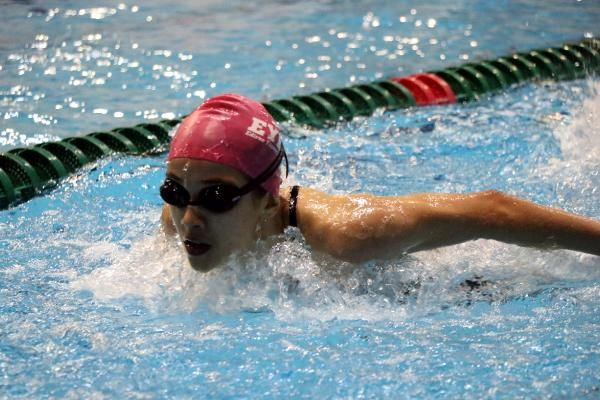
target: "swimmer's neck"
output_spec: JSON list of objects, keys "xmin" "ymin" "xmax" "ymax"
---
[
  {"xmin": 261, "ymin": 188, "xmax": 292, "ymax": 238},
  {"xmin": 256, "ymin": 186, "xmax": 301, "ymax": 240}
]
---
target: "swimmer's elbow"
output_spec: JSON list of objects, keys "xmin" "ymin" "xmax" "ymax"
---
[
  {"xmin": 472, "ymin": 189, "xmax": 520, "ymax": 235},
  {"xmin": 478, "ymin": 189, "xmax": 510, "ymax": 212}
]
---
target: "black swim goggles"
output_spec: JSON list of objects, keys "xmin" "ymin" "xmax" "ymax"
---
[{"xmin": 160, "ymin": 148, "xmax": 288, "ymax": 213}]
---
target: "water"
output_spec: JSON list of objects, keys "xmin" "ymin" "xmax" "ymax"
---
[{"xmin": 1, "ymin": 1, "xmax": 600, "ymax": 398}]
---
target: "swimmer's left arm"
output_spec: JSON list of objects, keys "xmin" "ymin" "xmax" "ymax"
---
[
  {"xmin": 294, "ymin": 187, "xmax": 472, "ymax": 261},
  {"xmin": 295, "ymin": 188, "xmax": 600, "ymax": 262}
]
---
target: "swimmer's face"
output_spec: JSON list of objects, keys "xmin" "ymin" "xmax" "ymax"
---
[{"xmin": 165, "ymin": 158, "xmax": 276, "ymax": 272}]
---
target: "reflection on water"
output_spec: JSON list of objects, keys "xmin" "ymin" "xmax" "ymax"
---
[
  {"xmin": 1, "ymin": 76, "xmax": 599, "ymax": 399},
  {"xmin": 2, "ymin": 81, "xmax": 599, "ymax": 399},
  {"xmin": 1, "ymin": 0, "xmax": 599, "ymax": 148},
  {"xmin": 1, "ymin": 0, "xmax": 600, "ymax": 398}
]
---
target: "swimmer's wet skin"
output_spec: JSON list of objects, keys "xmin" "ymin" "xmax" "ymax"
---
[
  {"xmin": 281, "ymin": 187, "xmax": 600, "ymax": 263},
  {"xmin": 160, "ymin": 93, "xmax": 600, "ymax": 271}
]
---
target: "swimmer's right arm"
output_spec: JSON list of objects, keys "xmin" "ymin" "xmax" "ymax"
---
[{"xmin": 294, "ymin": 188, "xmax": 600, "ymax": 262}]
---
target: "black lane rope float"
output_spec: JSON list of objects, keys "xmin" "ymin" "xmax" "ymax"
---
[{"xmin": 1, "ymin": 38, "xmax": 598, "ymax": 210}]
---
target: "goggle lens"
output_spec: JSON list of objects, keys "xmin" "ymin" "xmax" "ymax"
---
[
  {"xmin": 196, "ymin": 183, "xmax": 241, "ymax": 213},
  {"xmin": 161, "ymin": 147, "xmax": 287, "ymax": 213},
  {"xmin": 159, "ymin": 178, "xmax": 189, "ymax": 208},
  {"xmin": 160, "ymin": 179, "xmax": 241, "ymax": 213}
]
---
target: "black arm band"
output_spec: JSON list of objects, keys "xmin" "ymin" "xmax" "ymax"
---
[{"xmin": 289, "ymin": 185, "xmax": 300, "ymax": 227}]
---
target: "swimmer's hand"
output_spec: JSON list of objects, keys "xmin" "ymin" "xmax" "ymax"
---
[{"xmin": 294, "ymin": 188, "xmax": 600, "ymax": 262}]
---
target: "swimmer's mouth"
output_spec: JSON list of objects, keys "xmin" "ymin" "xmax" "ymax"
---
[{"xmin": 183, "ymin": 239, "xmax": 211, "ymax": 256}]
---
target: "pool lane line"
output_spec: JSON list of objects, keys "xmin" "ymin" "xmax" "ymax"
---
[
  {"xmin": 423, "ymin": 38, "xmax": 599, "ymax": 104},
  {"xmin": 0, "ymin": 38, "xmax": 598, "ymax": 210}
]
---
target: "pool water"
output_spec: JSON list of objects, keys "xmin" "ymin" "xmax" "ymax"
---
[{"xmin": 1, "ymin": 1, "xmax": 600, "ymax": 398}]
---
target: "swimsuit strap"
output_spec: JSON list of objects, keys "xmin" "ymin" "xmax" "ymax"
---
[{"xmin": 289, "ymin": 185, "xmax": 300, "ymax": 227}]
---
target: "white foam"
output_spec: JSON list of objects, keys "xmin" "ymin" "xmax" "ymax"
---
[
  {"xmin": 536, "ymin": 79, "xmax": 600, "ymax": 213},
  {"xmin": 553, "ymin": 80, "xmax": 600, "ymax": 161},
  {"xmin": 70, "ymin": 221, "xmax": 600, "ymax": 323}
]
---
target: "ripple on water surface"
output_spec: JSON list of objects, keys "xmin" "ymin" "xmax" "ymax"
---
[{"xmin": 1, "ymin": 1, "xmax": 600, "ymax": 397}]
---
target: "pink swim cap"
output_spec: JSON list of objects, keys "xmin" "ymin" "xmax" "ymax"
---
[{"xmin": 167, "ymin": 93, "xmax": 283, "ymax": 196}]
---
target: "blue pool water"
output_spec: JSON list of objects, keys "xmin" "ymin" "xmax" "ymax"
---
[{"xmin": 1, "ymin": 1, "xmax": 600, "ymax": 398}]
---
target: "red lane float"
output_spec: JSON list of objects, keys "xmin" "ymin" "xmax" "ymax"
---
[{"xmin": 390, "ymin": 73, "xmax": 456, "ymax": 105}]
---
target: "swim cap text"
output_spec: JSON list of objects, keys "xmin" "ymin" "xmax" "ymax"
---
[{"xmin": 245, "ymin": 117, "xmax": 280, "ymax": 151}]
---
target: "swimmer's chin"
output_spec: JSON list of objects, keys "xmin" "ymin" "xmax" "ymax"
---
[
  {"xmin": 187, "ymin": 258, "xmax": 218, "ymax": 272},
  {"xmin": 183, "ymin": 246, "xmax": 220, "ymax": 272},
  {"xmin": 186, "ymin": 251, "xmax": 246, "ymax": 272}
]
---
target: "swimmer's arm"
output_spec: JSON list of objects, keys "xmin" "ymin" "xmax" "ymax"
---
[
  {"xmin": 160, "ymin": 204, "xmax": 177, "ymax": 235},
  {"xmin": 295, "ymin": 188, "xmax": 600, "ymax": 262}
]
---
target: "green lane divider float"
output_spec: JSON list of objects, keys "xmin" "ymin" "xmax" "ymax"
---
[{"xmin": 0, "ymin": 38, "xmax": 598, "ymax": 210}]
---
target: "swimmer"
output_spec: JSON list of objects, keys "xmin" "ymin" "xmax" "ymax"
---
[{"xmin": 160, "ymin": 93, "xmax": 600, "ymax": 272}]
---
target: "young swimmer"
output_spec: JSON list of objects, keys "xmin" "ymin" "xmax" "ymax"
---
[{"xmin": 160, "ymin": 93, "xmax": 600, "ymax": 272}]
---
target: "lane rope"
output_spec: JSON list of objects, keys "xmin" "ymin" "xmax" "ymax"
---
[{"xmin": 0, "ymin": 38, "xmax": 598, "ymax": 210}]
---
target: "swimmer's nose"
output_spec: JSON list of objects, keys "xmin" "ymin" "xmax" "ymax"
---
[{"xmin": 180, "ymin": 205, "xmax": 208, "ymax": 229}]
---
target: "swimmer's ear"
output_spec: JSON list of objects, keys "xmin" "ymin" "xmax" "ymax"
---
[
  {"xmin": 260, "ymin": 193, "xmax": 280, "ymax": 218},
  {"xmin": 160, "ymin": 204, "xmax": 177, "ymax": 235}
]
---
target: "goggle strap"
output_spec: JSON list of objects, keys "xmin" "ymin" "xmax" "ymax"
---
[{"xmin": 238, "ymin": 146, "xmax": 288, "ymax": 196}]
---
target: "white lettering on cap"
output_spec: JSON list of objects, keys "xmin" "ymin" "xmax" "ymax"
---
[{"xmin": 244, "ymin": 117, "xmax": 279, "ymax": 151}]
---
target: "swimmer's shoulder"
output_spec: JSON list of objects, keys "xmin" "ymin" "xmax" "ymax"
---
[{"xmin": 278, "ymin": 185, "xmax": 331, "ymax": 228}]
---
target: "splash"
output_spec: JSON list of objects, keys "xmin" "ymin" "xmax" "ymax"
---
[
  {"xmin": 70, "ymin": 221, "xmax": 600, "ymax": 322},
  {"xmin": 552, "ymin": 79, "xmax": 600, "ymax": 162},
  {"xmin": 537, "ymin": 79, "xmax": 600, "ymax": 214}
]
